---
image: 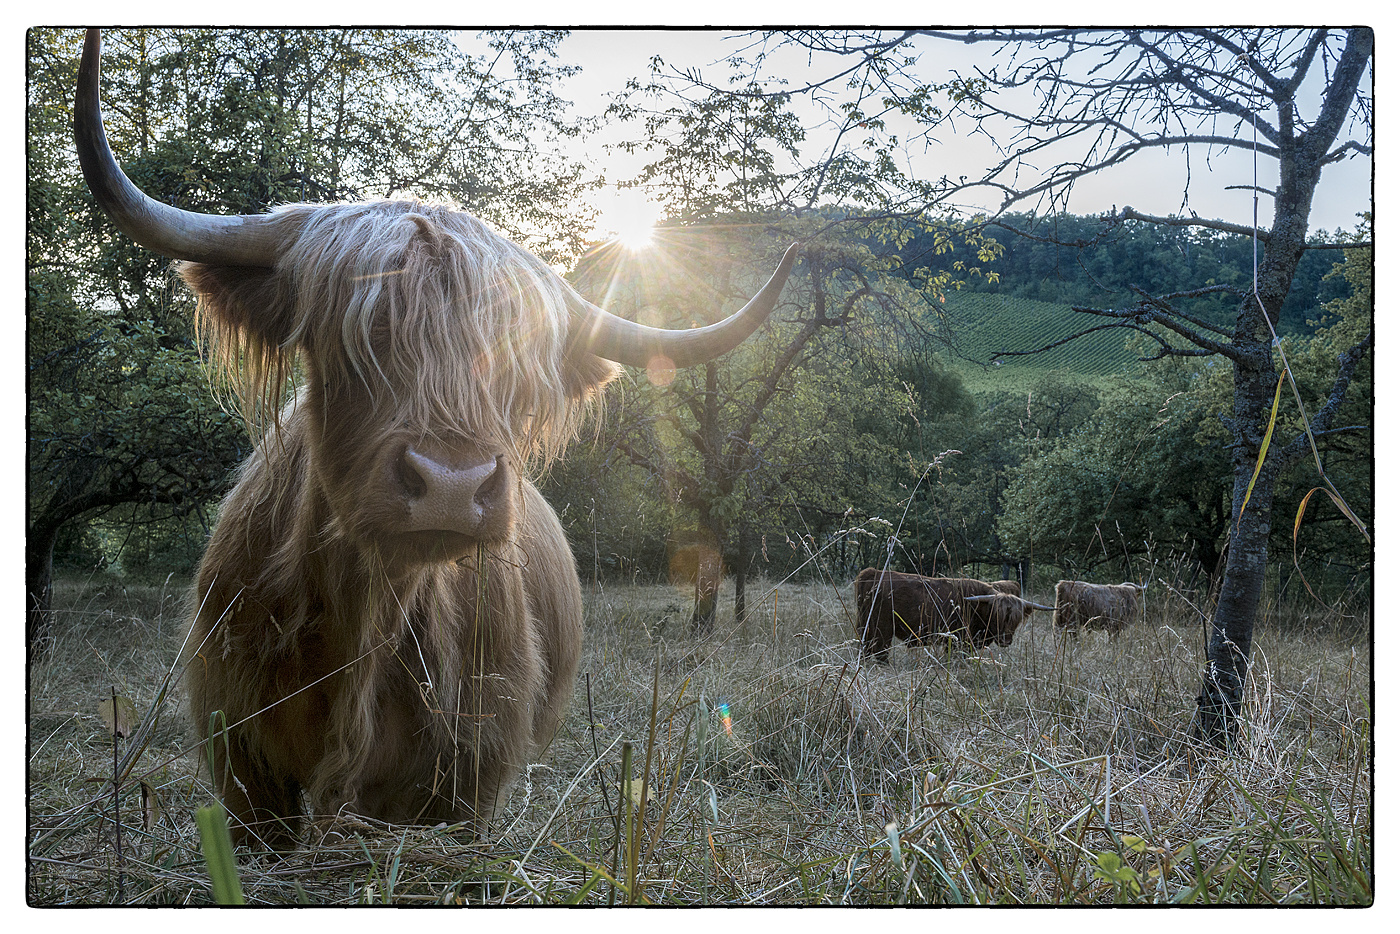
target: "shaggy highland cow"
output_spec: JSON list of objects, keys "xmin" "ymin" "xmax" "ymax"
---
[
  {"xmin": 75, "ymin": 30, "xmax": 796, "ymax": 849},
  {"xmin": 962, "ymin": 592, "xmax": 1054, "ymax": 645},
  {"xmin": 1052, "ymin": 580, "xmax": 1148, "ymax": 636}
]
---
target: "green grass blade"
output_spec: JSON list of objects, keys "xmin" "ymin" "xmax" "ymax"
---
[
  {"xmin": 195, "ymin": 803, "xmax": 245, "ymax": 905},
  {"xmin": 1238, "ymin": 372, "xmax": 1285, "ymax": 522}
]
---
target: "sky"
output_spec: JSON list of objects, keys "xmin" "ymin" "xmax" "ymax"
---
[{"xmin": 539, "ymin": 29, "xmax": 1373, "ymax": 243}]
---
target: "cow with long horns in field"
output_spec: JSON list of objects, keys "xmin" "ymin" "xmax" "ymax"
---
[
  {"xmin": 852, "ymin": 568, "xmax": 1052, "ymax": 662},
  {"xmin": 74, "ymin": 30, "xmax": 796, "ymax": 849},
  {"xmin": 1052, "ymin": 580, "xmax": 1148, "ymax": 637}
]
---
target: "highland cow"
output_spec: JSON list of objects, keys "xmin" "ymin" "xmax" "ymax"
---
[
  {"xmin": 1052, "ymin": 580, "xmax": 1148, "ymax": 636},
  {"xmin": 963, "ymin": 592, "xmax": 1054, "ymax": 645},
  {"xmin": 852, "ymin": 568, "xmax": 1049, "ymax": 661},
  {"xmin": 75, "ymin": 29, "xmax": 795, "ymax": 849}
]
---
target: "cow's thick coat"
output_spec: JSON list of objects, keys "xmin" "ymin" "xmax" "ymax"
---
[{"xmin": 186, "ymin": 207, "xmax": 609, "ymax": 849}]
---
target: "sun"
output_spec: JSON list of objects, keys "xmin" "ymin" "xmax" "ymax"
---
[{"xmin": 594, "ymin": 189, "xmax": 663, "ymax": 251}]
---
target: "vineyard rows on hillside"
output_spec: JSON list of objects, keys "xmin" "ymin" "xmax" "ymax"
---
[{"xmin": 939, "ymin": 292, "xmax": 1142, "ymax": 383}]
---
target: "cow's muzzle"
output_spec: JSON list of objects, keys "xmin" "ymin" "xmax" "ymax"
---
[{"xmin": 398, "ymin": 446, "xmax": 512, "ymax": 540}]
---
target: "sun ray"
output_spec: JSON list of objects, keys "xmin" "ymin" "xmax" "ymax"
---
[{"xmin": 593, "ymin": 189, "xmax": 663, "ymax": 251}]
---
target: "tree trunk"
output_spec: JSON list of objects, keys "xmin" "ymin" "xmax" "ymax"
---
[
  {"xmin": 26, "ymin": 523, "xmax": 60, "ymax": 663},
  {"xmin": 1194, "ymin": 465, "xmax": 1277, "ymax": 749},
  {"xmin": 733, "ymin": 527, "xmax": 752, "ymax": 624},
  {"xmin": 691, "ymin": 547, "xmax": 722, "ymax": 635},
  {"xmin": 1193, "ymin": 225, "xmax": 1297, "ymax": 747},
  {"xmin": 690, "ymin": 516, "xmax": 725, "ymax": 635}
]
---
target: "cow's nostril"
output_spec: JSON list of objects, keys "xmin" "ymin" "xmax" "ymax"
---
[
  {"xmin": 474, "ymin": 455, "xmax": 503, "ymax": 504},
  {"xmin": 397, "ymin": 450, "xmax": 428, "ymax": 499}
]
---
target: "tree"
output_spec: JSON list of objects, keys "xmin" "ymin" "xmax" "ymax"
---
[
  {"xmin": 747, "ymin": 28, "xmax": 1371, "ymax": 749},
  {"xmin": 900, "ymin": 370, "xmax": 1100, "ymax": 579},
  {"xmin": 594, "ymin": 55, "xmax": 1004, "ymax": 630},
  {"xmin": 998, "ymin": 366, "xmax": 1232, "ymax": 584},
  {"xmin": 572, "ymin": 225, "xmax": 917, "ymax": 631},
  {"xmin": 27, "ymin": 29, "xmax": 247, "ymax": 658}
]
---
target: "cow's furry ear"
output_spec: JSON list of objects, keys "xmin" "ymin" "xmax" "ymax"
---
[
  {"xmin": 177, "ymin": 261, "xmax": 297, "ymax": 348},
  {"xmin": 177, "ymin": 261, "xmax": 299, "ymax": 428},
  {"xmin": 562, "ymin": 350, "xmax": 621, "ymax": 401}
]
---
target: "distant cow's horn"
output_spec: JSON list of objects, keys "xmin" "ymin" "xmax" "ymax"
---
[
  {"xmin": 76, "ymin": 28, "xmax": 282, "ymax": 266},
  {"xmin": 566, "ymin": 243, "xmax": 798, "ymax": 368}
]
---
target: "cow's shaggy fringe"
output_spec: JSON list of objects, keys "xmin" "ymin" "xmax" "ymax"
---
[
  {"xmin": 186, "ymin": 199, "xmax": 613, "ymax": 468},
  {"xmin": 29, "ymin": 572, "xmax": 1369, "ymax": 905}
]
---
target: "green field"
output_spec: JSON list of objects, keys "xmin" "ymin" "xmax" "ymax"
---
[{"xmin": 939, "ymin": 292, "xmax": 1145, "ymax": 391}]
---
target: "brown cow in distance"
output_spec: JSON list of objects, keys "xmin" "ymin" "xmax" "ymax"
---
[
  {"xmin": 989, "ymin": 579, "xmax": 1021, "ymax": 596},
  {"xmin": 75, "ymin": 30, "xmax": 796, "ymax": 850},
  {"xmin": 1053, "ymin": 580, "xmax": 1148, "ymax": 636},
  {"xmin": 963, "ymin": 592, "xmax": 1054, "ymax": 645},
  {"xmin": 852, "ymin": 568, "xmax": 1051, "ymax": 662}
]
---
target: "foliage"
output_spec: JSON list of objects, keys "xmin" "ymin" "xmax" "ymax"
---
[
  {"xmin": 596, "ymin": 59, "xmax": 1005, "ymax": 624},
  {"xmin": 1270, "ymin": 228, "xmax": 1373, "ymax": 593},
  {"xmin": 998, "ymin": 364, "xmax": 1232, "ymax": 580},
  {"xmin": 27, "ymin": 30, "xmax": 249, "ymax": 651},
  {"xmin": 567, "ymin": 223, "xmax": 925, "ymax": 610},
  {"xmin": 881, "ymin": 371, "xmax": 1100, "ymax": 575}
]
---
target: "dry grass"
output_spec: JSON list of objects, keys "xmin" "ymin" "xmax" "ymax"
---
[{"xmin": 27, "ymin": 571, "xmax": 1371, "ymax": 905}]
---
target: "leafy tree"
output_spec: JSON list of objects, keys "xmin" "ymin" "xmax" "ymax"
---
[
  {"xmin": 590, "ymin": 65, "xmax": 1008, "ymax": 632},
  {"xmin": 997, "ymin": 366, "xmax": 1232, "ymax": 584},
  {"xmin": 572, "ymin": 224, "xmax": 918, "ymax": 630},
  {"xmin": 596, "ymin": 54, "xmax": 1003, "ymax": 630},
  {"xmin": 27, "ymin": 29, "xmax": 247, "ymax": 658},
  {"xmin": 896, "ymin": 371, "xmax": 1100, "ymax": 578}
]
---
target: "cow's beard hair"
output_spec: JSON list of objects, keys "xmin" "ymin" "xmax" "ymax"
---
[{"xmin": 305, "ymin": 537, "xmax": 540, "ymax": 827}]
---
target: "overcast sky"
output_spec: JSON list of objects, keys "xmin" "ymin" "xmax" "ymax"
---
[{"xmin": 545, "ymin": 29, "xmax": 1372, "ymax": 239}]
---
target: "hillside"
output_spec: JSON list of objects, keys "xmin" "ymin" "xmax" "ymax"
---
[{"xmin": 937, "ymin": 291, "xmax": 1144, "ymax": 390}]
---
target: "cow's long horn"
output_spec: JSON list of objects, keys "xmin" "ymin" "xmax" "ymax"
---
[
  {"xmin": 566, "ymin": 243, "xmax": 798, "ymax": 368},
  {"xmin": 75, "ymin": 29, "xmax": 282, "ymax": 267},
  {"xmin": 965, "ymin": 594, "xmax": 1053, "ymax": 612}
]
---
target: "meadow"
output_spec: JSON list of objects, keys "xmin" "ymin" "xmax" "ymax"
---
[{"xmin": 27, "ymin": 570, "xmax": 1371, "ymax": 906}]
